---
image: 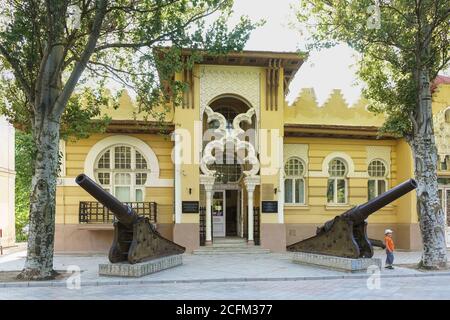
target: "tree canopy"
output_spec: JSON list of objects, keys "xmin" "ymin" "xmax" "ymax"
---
[
  {"xmin": 0, "ymin": 0, "xmax": 258, "ymax": 135},
  {"xmin": 296, "ymin": 0, "xmax": 449, "ymax": 138},
  {"xmin": 0, "ymin": 0, "xmax": 259, "ymax": 280},
  {"xmin": 296, "ymin": 0, "xmax": 449, "ymax": 268}
]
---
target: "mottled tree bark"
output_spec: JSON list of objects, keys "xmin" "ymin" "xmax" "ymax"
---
[
  {"xmin": 408, "ymin": 68, "xmax": 447, "ymax": 269},
  {"xmin": 15, "ymin": 0, "xmax": 107, "ymax": 280},
  {"xmin": 18, "ymin": 120, "xmax": 61, "ymax": 279},
  {"xmin": 17, "ymin": 44, "xmax": 64, "ymax": 280}
]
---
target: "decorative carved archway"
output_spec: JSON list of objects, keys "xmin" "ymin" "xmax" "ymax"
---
[
  {"xmin": 200, "ymin": 106, "xmax": 259, "ymax": 178},
  {"xmin": 200, "ymin": 102, "xmax": 260, "ymax": 245},
  {"xmin": 199, "ymin": 66, "xmax": 261, "ymax": 122}
]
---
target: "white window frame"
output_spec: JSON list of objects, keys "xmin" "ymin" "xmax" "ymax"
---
[
  {"xmin": 368, "ymin": 159, "xmax": 388, "ymax": 200},
  {"xmin": 284, "ymin": 157, "xmax": 306, "ymax": 205},
  {"xmin": 445, "ymin": 107, "xmax": 450, "ymax": 123},
  {"xmin": 94, "ymin": 144, "xmax": 149, "ymax": 202},
  {"xmin": 327, "ymin": 158, "xmax": 348, "ymax": 205}
]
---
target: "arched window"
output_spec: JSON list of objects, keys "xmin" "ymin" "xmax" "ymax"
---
[
  {"xmin": 368, "ymin": 160, "xmax": 387, "ymax": 200},
  {"xmin": 445, "ymin": 108, "xmax": 450, "ymax": 123},
  {"xmin": 439, "ymin": 155, "xmax": 450, "ymax": 171},
  {"xmin": 213, "ymin": 106, "xmax": 239, "ymax": 130},
  {"xmin": 284, "ymin": 157, "xmax": 306, "ymax": 204},
  {"xmin": 94, "ymin": 145, "xmax": 150, "ymax": 202},
  {"xmin": 209, "ymin": 153, "xmax": 243, "ymax": 184},
  {"xmin": 327, "ymin": 158, "xmax": 347, "ymax": 204}
]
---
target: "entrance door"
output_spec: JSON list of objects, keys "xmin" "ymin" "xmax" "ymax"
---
[
  {"xmin": 225, "ymin": 190, "xmax": 238, "ymax": 237},
  {"xmin": 212, "ymin": 191, "xmax": 226, "ymax": 237},
  {"xmin": 440, "ymin": 188, "xmax": 450, "ymax": 246}
]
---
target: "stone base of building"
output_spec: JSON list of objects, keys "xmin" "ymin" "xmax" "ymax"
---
[
  {"xmin": 99, "ymin": 254, "xmax": 183, "ymax": 277},
  {"xmin": 286, "ymin": 223, "xmax": 422, "ymax": 251},
  {"xmin": 55, "ymin": 224, "xmax": 113, "ymax": 253},
  {"xmin": 261, "ymin": 223, "xmax": 286, "ymax": 252},
  {"xmin": 54, "ymin": 222, "xmax": 423, "ymax": 253},
  {"xmin": 0, "ymin": 236, "xmax": 15, "ymax": 249},
  {"xmin": 55, "ymin": 223, "xmax": 174, "ymax": 253},
  {"xmin": 293, "ymin": 252, "xmax": 382, "ymax": 272},
  {"xmin": 173, "ymin": 223, "xmax": 199, "ymax": 253}
]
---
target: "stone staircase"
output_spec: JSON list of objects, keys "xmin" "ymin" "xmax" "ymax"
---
[{"xmin": 193, "ymin": 237, "xmax": 270, "ymax": 255}]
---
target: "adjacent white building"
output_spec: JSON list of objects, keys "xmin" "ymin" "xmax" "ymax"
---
[{"xmin": 0, "ymin": 116, "xmax": 15, "ymax": 248}]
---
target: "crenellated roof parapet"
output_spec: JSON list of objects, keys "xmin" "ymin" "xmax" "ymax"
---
[
  {"xmin": 284, "ymin": 88, "xmax": 385, "ymax": 127},
  {"xmin": 97, "ymin": 89, "xmax": 174, "ymax": 123}
]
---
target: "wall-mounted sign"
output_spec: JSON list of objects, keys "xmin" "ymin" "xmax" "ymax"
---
[
  {"xmin": 182, "ymin": 201, "xmax": 199, "ymax": 213},
  {"xmin": 261, "ymin": 201, "xmax": 278, "ymax": 213}
]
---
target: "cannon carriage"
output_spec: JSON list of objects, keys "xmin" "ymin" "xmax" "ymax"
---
[
  {"xmin": 76, "ymin": 174, "xmax": 185, "ymax": 264},
  {"xmin": 287, "ymin": 179, "xmax": 417, "ymax": 258}
]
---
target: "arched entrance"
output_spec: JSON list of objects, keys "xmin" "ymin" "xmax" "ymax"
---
[{"xmin": 200, "ymin": 96, "xmax": 260, "ymax": 244}]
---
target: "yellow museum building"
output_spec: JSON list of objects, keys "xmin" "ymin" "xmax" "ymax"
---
[{"xmin": 54, "ymin": 50, "xmax": 450, "ymax": 254}]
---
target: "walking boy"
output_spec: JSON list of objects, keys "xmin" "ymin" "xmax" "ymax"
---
[{"xmin": 384, "ymin": 229, "xmax": 395, "ymax": 269}]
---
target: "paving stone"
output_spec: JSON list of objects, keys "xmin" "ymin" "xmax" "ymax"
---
[{"xmin": 1, "ymin": 248, "xmax": 450, "ymax": 296}]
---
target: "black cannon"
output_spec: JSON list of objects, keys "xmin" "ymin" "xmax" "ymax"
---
[
  {"xmin": 287, "ymin": 178, "xmax": 417, "ymax": 258},
  {"xmin": 76, "ymin": 174, "xmax": 185, "ymax": 264}
]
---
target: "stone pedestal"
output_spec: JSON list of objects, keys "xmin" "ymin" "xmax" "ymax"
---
[
  {"xmin": 293, "ymin": 252, "xmax": 381, "ymax": 272},
  {"xmin": 99, "ymin": 255, "xmax": 183, "ymax": 277}
]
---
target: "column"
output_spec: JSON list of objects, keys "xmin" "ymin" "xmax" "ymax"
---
[
  {"xmin": 172, "ymin": 132, "xmax": 182, "ymax": 224},
  {"xmin": 277, "ymin": 136, "xmax": 284, "ymax": 224},
  {"xmin": 244, "ymin": 176, "xmax": 260, "ymax": 244},
  {"xmin": 200, "ymin": 175, "xmax": 215, "ymax": 245}
]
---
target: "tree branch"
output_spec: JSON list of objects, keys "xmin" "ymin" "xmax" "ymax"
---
[
  {"xmin": 107, "ymin": 0, "xmax": 181, "ymax": 14},
  {"xmin": 53, "ymin": 0, "xmax": 108, "ymax": 116},
  {"xmin": 0, "ymin": 44, "xmax": 33, "ymax": 102},
  {"xmin": 93, "ymin": 0, "xmax": 228, "ymax": 52}
]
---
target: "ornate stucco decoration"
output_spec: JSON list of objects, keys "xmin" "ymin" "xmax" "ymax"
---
[
  {"xmin": 200, "ymin": 106, "xmax": 259, "ymax": 177},
  {"xmin": 199, "ymin": 66, "xmax": 261, "ymax": 120},
  {"xmin": 433, "ymin": 107, "xmax": 450, "ymax": 160}
]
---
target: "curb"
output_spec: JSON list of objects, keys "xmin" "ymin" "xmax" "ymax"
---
[{"xmin": 2, "ymin": 271, "xmax": 450, "ymax": 288}]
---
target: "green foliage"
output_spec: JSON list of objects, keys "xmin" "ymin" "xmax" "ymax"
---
[
  {"xmin": 0, "ymin": 0, "xmax": 257, "ymax": 276},
  {"xmin": 296, "ymin": 0, "xmax": 449, "ymax": 138},
  {"xmin": 0, "ymin": 82, "xmax": 112, "ymax": 138},
  {"xmin": 60, "ymin": 88, "xmax": 112, "ymax": 141},
  {"xmin": 14, "ymin": 131, "xmax": 34, "ymax": 242},
  {"xmin": 0, "ymin": 0, "xmax": 259, "ymax": 137}
]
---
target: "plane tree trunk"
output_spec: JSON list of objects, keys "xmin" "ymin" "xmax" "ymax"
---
[
  {"xmin": 15, "ymin": 0, "xmax": 107, "ymax": 280},
  {"xmin": 17, "ymin": 44, "xmax": 64, "ymax": 280},
  {"xmin": 18, "ymin": 116, "xmax": 61, "ymax": 279},
  {"xmin": 408, "ymin": 68, "xmax": 447, "ymax": 269}
]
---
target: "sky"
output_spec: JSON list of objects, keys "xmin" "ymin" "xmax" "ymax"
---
[
  {"xmin": 228, "ymin": 0, "xmax": 365, "ymax": 106},
  {"xmin": 74, "ymin": 0, "xmax": 448, "ymax": 105}
]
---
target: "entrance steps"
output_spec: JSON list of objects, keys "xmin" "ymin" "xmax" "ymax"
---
[{"xmin": 193, "ymin": 237, "xmax": 270, "ymax": 255}]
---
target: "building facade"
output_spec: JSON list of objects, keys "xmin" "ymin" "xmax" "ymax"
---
[
  {"xmin": 0, "ymin": 116, "xmax": 15, "ymax": 248},
  {"xmin": 54, "ymin": 50, "xmax": 450, "ymax": 253}
]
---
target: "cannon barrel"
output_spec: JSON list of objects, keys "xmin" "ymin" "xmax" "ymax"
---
[
  {"xmin": 342, "ymin": 178, "xmax": 417, "ymax": 224},
  {"xmin": 318, "ymin": 178, "xmax": 417, "ymax": 234},
  {"xmin": 75, "ymin": 173, "xmax": 138, "ymax": 226},
  {"xmin": 289, "ymin": 178, "xmax": 417, "ymax": 258}
]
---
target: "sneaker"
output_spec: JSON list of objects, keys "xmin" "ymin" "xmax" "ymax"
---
[{"xmin": 387, "ymin": 266, "xmax": 394, "ymax": 269}]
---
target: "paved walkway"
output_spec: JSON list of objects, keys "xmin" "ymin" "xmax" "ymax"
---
[
  {"xmin": 3, "ymin": 274, "xmax": 450, "ymax": 300},
  {"xmin": 0, "ymin": 248, "xmax": 443, "ymax": 285},
  {"xmin": 2, "ymin": 248, "xmax": 450, "ymax": 299}
]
